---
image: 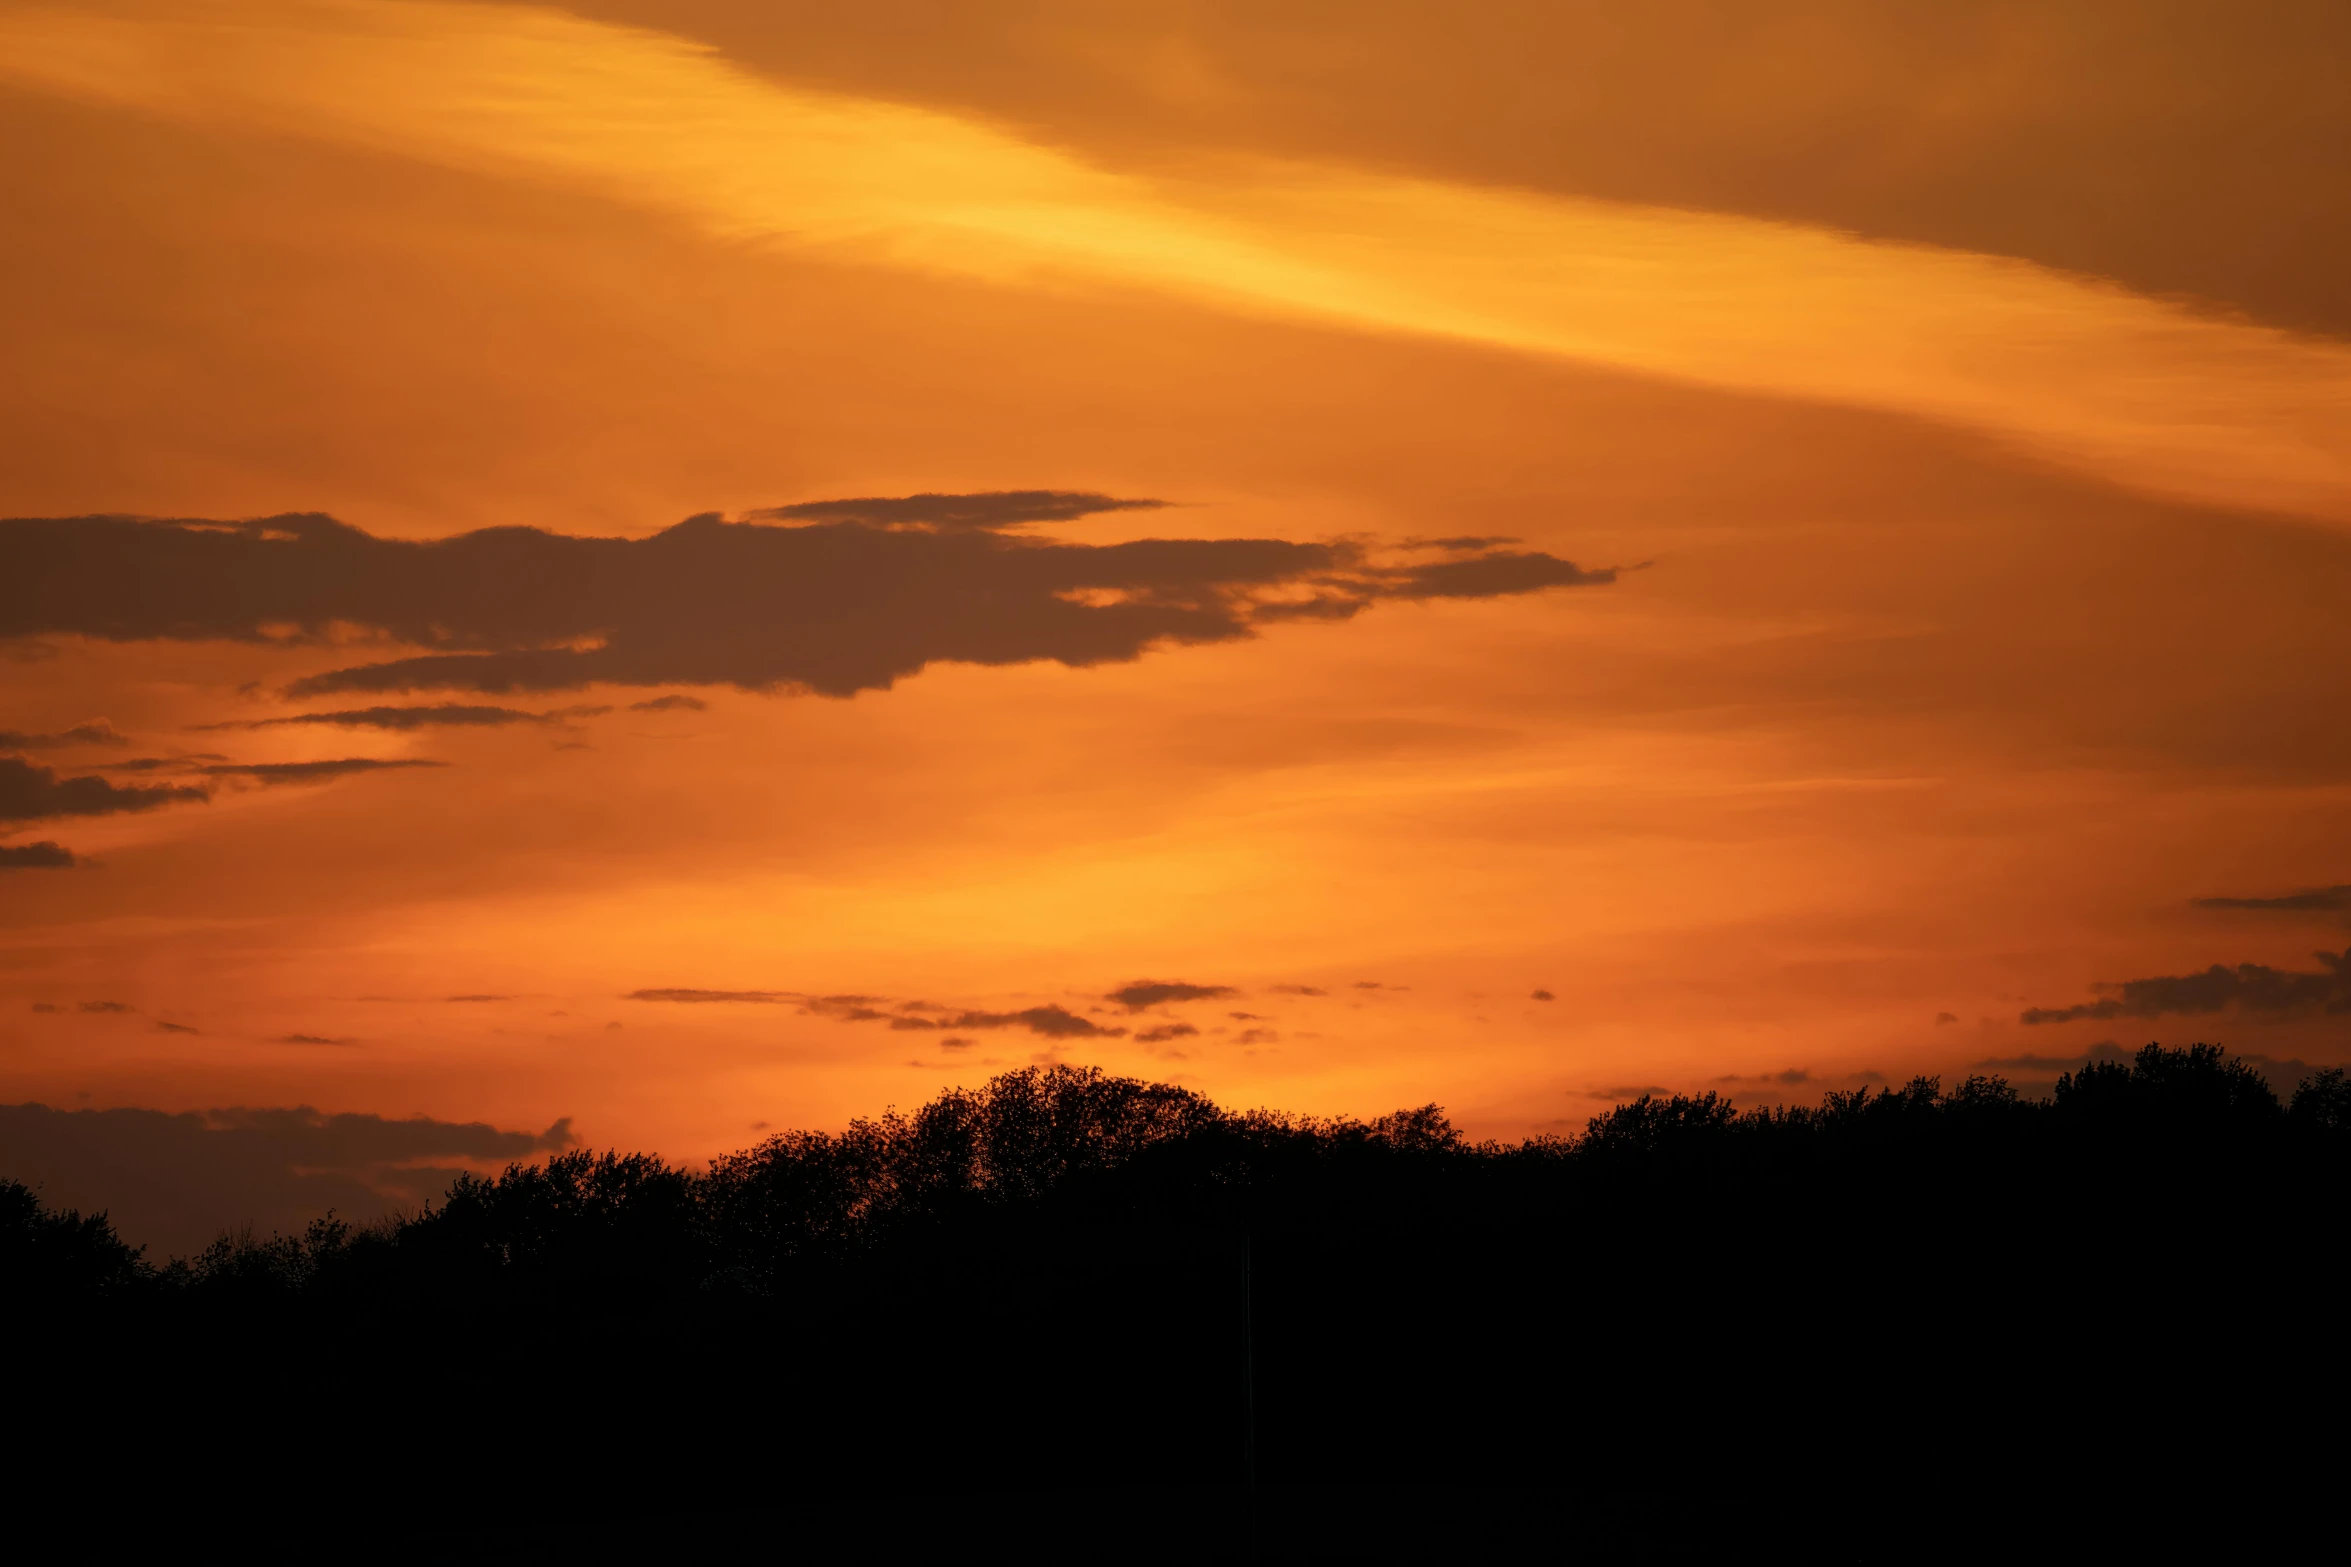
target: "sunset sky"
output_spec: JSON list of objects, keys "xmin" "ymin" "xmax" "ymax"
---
[{"xmin": 6, "ymin": 0, "xmax": 2350, "ymax": 1253}]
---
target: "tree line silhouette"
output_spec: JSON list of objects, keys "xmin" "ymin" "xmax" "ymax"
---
[{"xmin": 11, "ymin": 1044, "xmax": 2347, "ymax": 1550}]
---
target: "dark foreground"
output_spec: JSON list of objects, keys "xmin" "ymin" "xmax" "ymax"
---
[{"xmin": 11, "ymin": 1044, "xmax": 2348, "ymax": 1556}]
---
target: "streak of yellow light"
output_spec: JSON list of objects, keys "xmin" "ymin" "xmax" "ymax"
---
[{"xmin": 6, "ymin": 0, "xmax": 2348, "ymax": 522}]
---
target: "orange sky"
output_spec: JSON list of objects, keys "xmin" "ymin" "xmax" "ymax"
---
[{"xmin": 5, "ymin": 1, "xmax": 2349, "ymax": 1250}]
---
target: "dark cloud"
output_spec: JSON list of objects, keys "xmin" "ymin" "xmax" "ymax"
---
[
  {"xmin": 749, "ymin": 490, "xmax": 1166, "ymax": 531},
  {"xmin": 1716, "ymin": 1068, "xmax": 1816, "ymax": 1087},
  {"xmin": 2194, "ymin": 884, "xmax": 2351, "ymax": 913},
  {"xmin": 30, "ymin": 1003, "xmax": 59, "ymax": 1013},
  {"xmin": 153, "ymin": 1021, "xmax": 199, "ymax": 1035},
  {"xmin": 1107, "ymin": 980, "xmax": 1237, "ymax": 1010},
  {"xmin": 0, "ymin": 755, "xmax": 206, "ymax": 822},
  {"xmin": 0, "ymin": 506, "xmax": 1616, "ymax": 698},
  {"xmin": 0, "ymin": 840, "xmax": 75, "ymax": 869},
  {"xmin": 106, "ymin": 755, "xmax": 221, "ymax": 772},
  {"xmin": 1399, "ymin": 536, "xmax": 1520, "ymax": 551},
  {"xmin": 1977, "ymin": 1043, "xmax": 2130, "ymax": 1075},
  {"xmin": 1268, "ymin": 985, "xmax": 1327, "ymax": 996},
  {"xmin": 79, "ymin": 1001, "xmax": 133, "ymax": 1014},
  {"xmin": 200, "ymin": 758, "xmax": 444, "ymax": 785},
  {"xmin": 1583, "ymin": 1085, "xmax": 1675, "ymax": 1102},
  {"xmin": 1373, "ymin": 551, "xmax": 1616, "ymax": 601},
  {"xmin": 200, "ymin": 704, "xmax": 604, "ymax": 732},
  {"xmin": 0, "ymin": 1100, "xmax": 573, "ymax": 1257},
  {"xmin": 274, "ymin": 1033, "xmax": 355, "ymax": 1046},
  {"xmin": 0, "ymin": 721, "xmax": 127, "ymax": 748},
  {"xmin": 2021, "ymin": 948, "xmax": 2350, "ymax": 1023},
  {"xmin": 629, "ymin": 694, "xmax": 706, "ymax": 712},
  {"xmin": 889, "ymin": 1005, "xmax": 1123, "ymax": 1039},
  {"xmin": 445, "ymin": 994, "xmax": 509, "ymax": 1003},
  {"xmin": 627, "ymin": 988, "xmax": 790, "ymax": 1003},
  {"xmin": 1136, "ymin": 1023, "xmax": 1198, "ymax": 1044},
  {"xmin": 1228, "ymin": 1011, "xmax": 1265, "ymax": 1021},
  {"xmin": 1934, "ymin": 1011, "xmax": 1959, "ymax": 1024},
  {"xmin": 1234, "ymin": 1028, "xmax": 1278, "ymax": 1045},
  {"xmin": 1531, "ymin": 988, "xmax": 1555, "ymax": 1001}
]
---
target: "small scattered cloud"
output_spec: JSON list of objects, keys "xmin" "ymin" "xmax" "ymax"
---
[
  {"xmin": 79, "ymin": 1001, "xmax": 134, "ymax": 1014},
  {"xmin": 154, "ymin": 1021, "xmax": 200, "ymax": 1035},
  {"xmin": 1531, "ymin": 988, "xmax": 1555, "ymax": 1001},
  {"xmin": 1228, "ymin": 1011, "xmax": 1265, "ymax": 1021},
  {"xmin": 1235, "ymin": 1028, "xmax": 1278, "ymax": 1045},
  {"xmin": 2020, "ymin": 947, "xmax": 2350, "ymax": 1023},
  {"xmin": 1582, "ymin": 1084, "xmax": 1675, "ymax": 1102},
  {"xmin": 1106, "ymin": 980, "xmax": 1237, "ymax": 1011},
  {"xmin": 629, "ymin": 694, "xmax": 706, "ymax": 712},
  {"xmin": 0, "ymin": 721, "xmax": 128, "ymax": 748},
  {"xmin": 445, "ymin": 993, "xmax": 509, "ymax": 1003},
  {"xmin": 0, "ymin": 840, "xmax": 76, "ymax": 869},
  {"xmin": 1136, "ymin": 1023, "xmax": 1198, "ymax": 1043},
  {"xmin": 30, "ymin": 1003, "xmax": 60, "ymax": 1013},
  {"xmin": 1934, "ymin": 1011, "xmax": 1959, "ymax": 1024},
  {"xmin": 274, "ymin": 1033, "xmax": 356, "ymax": 1046},
  {"xmin": 1268, "ymin": 985, "xmax": 1326, "ymax": 996}
]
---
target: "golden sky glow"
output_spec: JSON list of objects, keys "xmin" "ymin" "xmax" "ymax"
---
[{"xmin": 4, "ymin": 0, "xmax": 2349, "ymax": 1250}]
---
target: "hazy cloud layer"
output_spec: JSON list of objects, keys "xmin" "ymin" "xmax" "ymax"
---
[
  {"xmin": 627, "ymin": 987, "xmax": 790, "ymax": 1003},
  {"xmin": 2021, "ymin": 947, "xmax": 2351, "ymax": 1023},
  {"xmin": 751, "ymin": 490, "xmax": 1166, "ymax": 531},
  {"xmin": 2195, "ymin": 884, "xmax": 2351, "ymax": 913},
  {"xmin": 201, "ymin": 703, "xmax": 605, "ymax": 732},
  {"xmin": 0, "ymin": 840, "xmax": 75, "ymax": 868},
  {"xmin": 0, "ymin": 1101, "xmax": 573, "ymax": 1257},
  {"xmin": 0, "ymin": 504, "xmax": 1615, "ymax": 697},
  {"xmin": 0, "ymin": 755, "xmax": 205, "ymax": 822},
  {"xmin": 201, "ymin": 759, "xmax": 444, "ymax": 785}
]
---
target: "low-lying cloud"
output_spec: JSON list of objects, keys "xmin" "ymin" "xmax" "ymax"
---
[
  {"xmin": 0, "ymin": 840, "xmax": 75, "ymax": 868},
  {"xmin": 0, "ymin": 1100, "xmax": 574, "ymax": 1258},
  {"xmin": 2021, "ymin": 947, "xmax": 2351, "ymax": 1023},
  {"xmin": 0, "ymin": 501, "xmax": 1618, "ymax": 697},
  {"xmin": 2194, "ymin": 884, "xmax": 2351, "ymax": 914}
]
